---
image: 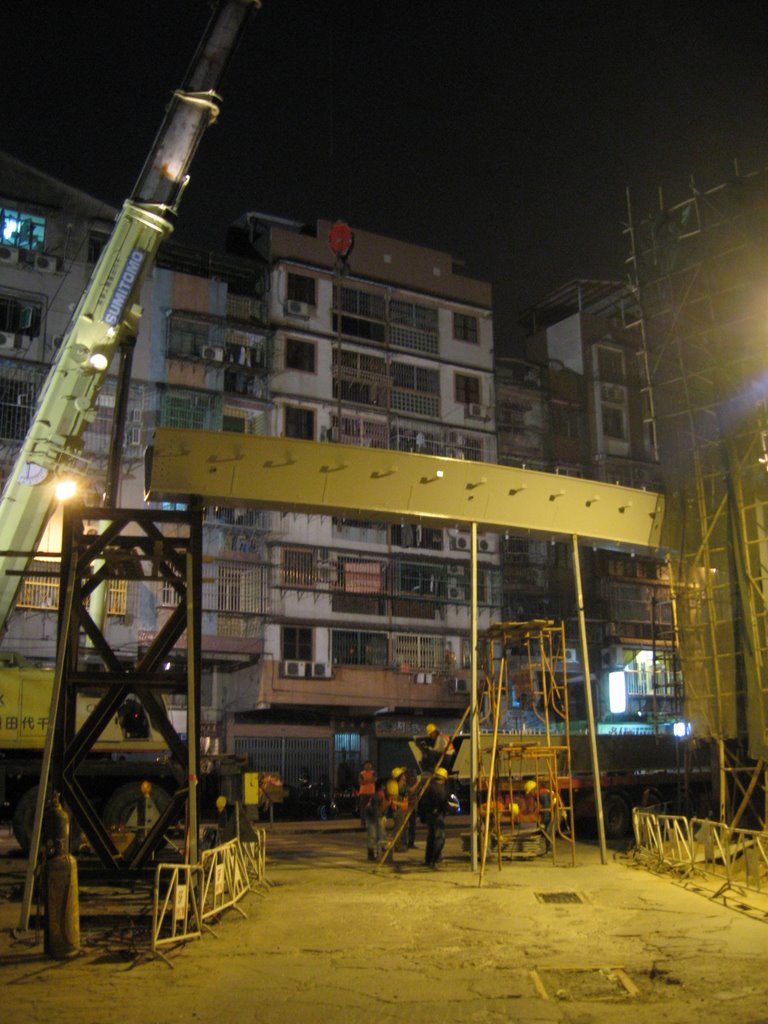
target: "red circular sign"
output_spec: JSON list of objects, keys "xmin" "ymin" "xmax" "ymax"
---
[{"xmin": 328, "ymin": 221, "xmax": 354, "ymax": 258}]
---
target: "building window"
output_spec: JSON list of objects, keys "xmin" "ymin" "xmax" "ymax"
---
[
  {"xmin": 159, "ymin": 389, "xmax": 222, "ymax": 430},
  {"xmin": 287, "ymin": 272, "xmax": 316, "ymax": 306},
  {"xmin": 87, "ymin": 231, "xmax": 110, "ymax": 263},
  {"xmin": 453, "ymin": 312, "xmax": 478, "ymax": 344},
  {"xmin": 286, "ymin": 337, "xmax": 316, "ymax": 373},
  {"xmin": 0, "ymin": 296, "xmax": 42, "ymax": 338},
  {"xmin": 601, "ymin": 403, "xmax": 626, "ymax": 440},
  {"xmin": 331, "ymin": 630, "xmax": 388, "ymax": 666},
  {"xmin": 284, "ymin": 405, "xmax": 315, "ymax": 439},
  {"xmin": 1, "ymin": 208, "xmax": 45, "ymax": 251},
  {"xmin": 281, "ymin": 547, "xmax": 316, "ymax": 588},
  {"xmin": 389, "ymin": 299, "xmax": 439, "ymax": 355},
  {"xmin": 333, "ymin": 285, "xmax": 386, "ymax": 343},
  {"xmin": 282, "ymin": 626, "xmax": 313, "ymax": 661},
  {"xmin": 217, "ymin": 561, "xmax": 265, "ymax": 614},
  {"xmin": 455, "ymin": 373, "xmax": 481, "ymax": 405},
  {"xmin": 596, "ymin": 345, "xmax": 625, "ymax": 383}
]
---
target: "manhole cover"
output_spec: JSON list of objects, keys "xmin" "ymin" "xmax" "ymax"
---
[{"xmin": 535, "ymin": 891, "xmax": 582, "ymax": 904}]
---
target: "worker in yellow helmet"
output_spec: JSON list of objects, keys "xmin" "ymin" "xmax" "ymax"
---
[
  {"xmin": 523, "ymin": 778, "xmax": 556, "ymax": 843},
  {"xmin": 420, "ymin": 766, "xmax": 457, "ymax": 868},
  {"xmin": 386, "ymin": 767, "xmax": 409, "ymax": 854},
  {"xmin": 418, "ymin": 722, "xmax": 456, "ymax": 772}
]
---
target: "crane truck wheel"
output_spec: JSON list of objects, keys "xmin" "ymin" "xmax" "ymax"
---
[
  {"xmin": 101, "ymin": 782, "xmax": 172, "ymax": 832},
  {"xmin": 602, "ymin": 792, "xmax": 633, "ymax": 840}
]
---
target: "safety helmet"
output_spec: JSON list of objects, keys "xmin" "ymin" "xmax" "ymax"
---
[
  {"xmin": 391, "ymin": 766, "xmax": 406, "ymax": 779},
  {"xmin": 434, "ymin": 767, "xmax": 449, "ymax": 779},
  {"xmin": 215, "ymin": 795, "xmax": 228, "ymax": 813},
  {"xmin": 511, "ymin": 802, "xmax": 520, "ymax": 816},
  {"xmin": 523, "ymin": 779, "xmax": 537, "ymax": 795},
  {"xmin": 426, "ymin": 723, "xmax": 439, "ymax": 735}
]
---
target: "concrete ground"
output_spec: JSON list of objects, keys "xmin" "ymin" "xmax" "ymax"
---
[{"xmin": 1, "ymin": 816, "xmax": 767, "ymax": 1024}]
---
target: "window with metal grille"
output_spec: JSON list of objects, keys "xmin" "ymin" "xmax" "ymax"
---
[
  {"xmin": 0, "ymin": 295, "xmax": 42, "ymax": 338},
  {"xmin": 389, "ymin": 299, "xmax": 439, "ymax": 355},
  {"xmin": 333, "ymin": 285, "xmax": 386, "ymax": 342},
  {"xmin": 216, "ymin": 561, "xmax": 267, "ymax": 614},
  {"xmin": 392, "ymin": 633, "xmax": 444, "ymax": 673},
  {"xmin": 331, "ymin": 630, "xmax": 388, "ymax": 666},
  {"xmin": 159, "ymin": 389, "xmax": 222, "ymax": 430},
  {"xmin": 0, "ymin": 370, "xmax": 40, "ymax": 442},
  {"xmin": 16, "ymin": 561, "xmax": 128, "ymax": 616},
  {"xmin": 281, "ymin": 547, "xmax": 316, "ymax": 588},
  {"xmin": 167, "ymin": 316, "xmax": 210, "ymax": 358}
]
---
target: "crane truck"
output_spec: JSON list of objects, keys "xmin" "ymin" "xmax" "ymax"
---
[{"xmin": 0, "ymin": 0, "xmax": 259, "ymax": 851}]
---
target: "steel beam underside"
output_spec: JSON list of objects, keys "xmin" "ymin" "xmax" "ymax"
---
[{"xmin": 147, "ymin": 429, "xmax": 664, "ymax": 552}]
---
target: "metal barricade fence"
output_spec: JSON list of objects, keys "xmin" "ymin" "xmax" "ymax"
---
[
  {"xmin": 200, "ymin": 838, "xmax": 250, "ymax": 924},
  {"xmin": 240, "ymin": 827, "xmax": 268, "ymax": 890},
  {"xmin": 152, "ymin": 863, "xmax": 203, "ymax": 956},
  {"xmin": 633, "ymin": 809, "xmax": 768, "ymax": 909},
  {"xmin": 690, "ymin": 818, "xmax": 768, "ymax": 897},
  {"xmin": 151, "ymin": 832, "xmax": 269, "ymax": 958}
]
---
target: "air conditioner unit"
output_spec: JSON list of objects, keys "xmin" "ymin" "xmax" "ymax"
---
[
  {"xmin": 564, "ymin": 648, "xmax": 579, "ymax": 664},
  {"xmin": 284, "ymin": 299, "xmax": 310, "ymax": 319},
  {"xmin": 34, "ymin": 254, "xmax": 57, "ymax": 273},
  {"xmin": 0, "ymin": 245, "xmax": 19, "ymax": 264},
  {"xmin": 449, "ymin": 534, "xmax": 469, "ymax": 551},
  {"xmin": 0, "ymin": 331, "xmax": 18, "ymax": 350},
  {"xmin": 312, "ymin": 663, "xmax": 332, "ymax": 678},
  {"xmin": 447, "ymin": 585, "xmax": 463, "ymax": 600},
  {"xmin": 452, "ymin": 677, "xmax": 469, "ymax": 694},
  {"xmin": 283, "ymin": 660, "xmax": 307, "ymax": 678},
  {"xmin": 446, "ymin": 565, "xmax": 463, "ymax": 576},
  {"xmin": 201, "ymin": 345, "xmax": 224, "ymax": 362},
  {"xmin": 464, "ymin": 402, "xmax": 485, "ymax": 419},
  {"xmin": 601, "ymin": 645, "xmax": 625, "ymax": 669},
  {"xmin": 478, "ymin": 538, "xmax": 491, "ymax": 553}
]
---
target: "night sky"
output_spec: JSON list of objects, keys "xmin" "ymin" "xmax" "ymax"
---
[{"xmin": 6, "ymin": 0, "xmax": 768, "ymax": 351}]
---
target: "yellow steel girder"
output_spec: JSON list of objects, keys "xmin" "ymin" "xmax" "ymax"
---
[{"xmin": 146, "ymin": 428, "xmax": 664, "ymax": 551}]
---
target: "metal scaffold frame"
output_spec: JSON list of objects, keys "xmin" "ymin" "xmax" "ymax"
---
[
  {"xmin": 476, "ymin": 620, "xmax": 576, "ymax": 885},
  {"xmin": 625, "ymin": 170, "xmax": 768, "ymax": 827}
]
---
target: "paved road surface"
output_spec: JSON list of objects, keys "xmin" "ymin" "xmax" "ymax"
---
[{"xmin": 1, "ymin": 817, "xmax": 767, "ymax": 1024}]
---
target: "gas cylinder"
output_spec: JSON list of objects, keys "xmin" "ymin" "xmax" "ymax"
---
[{"xmin": 43, "ymin": 794, "xmax": 80, "ymax": 960}]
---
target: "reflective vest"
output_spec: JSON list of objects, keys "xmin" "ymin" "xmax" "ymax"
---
[{"xmin": 358, "ymin": 769, "xmax": 376, "ymax": 796}]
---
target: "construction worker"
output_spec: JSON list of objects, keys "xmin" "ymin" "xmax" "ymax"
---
[
  {"xmin": 357, "ymin": 760, "xmax": 376, "ymax": 826},
  {"xmin": 363, "ymin": 776, "xmax": 389, "ymax": 861},
  {"xmin": 386, "ymin": 767, "xmax": 409, "ymax": 852},
  {"xmin": 420, "ymin": 767, "xmax": 457, "ymax": 868},
  {"xmin": 523, "ymin": 778, "xmax": 556, "ymax": 842},
  {"xmin": 418, "ymin": 722, "xmax": 456, "ymax": 772}
]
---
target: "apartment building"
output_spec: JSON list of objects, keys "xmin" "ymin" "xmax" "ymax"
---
[
  {"xmin": 496, "ymin": 281, "xmax": 681, "ymax": 733},
  {"xmin": 0, "ymin": 155, "xmax": 501, "ymax": 786}
]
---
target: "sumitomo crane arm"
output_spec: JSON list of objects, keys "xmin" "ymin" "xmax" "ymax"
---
[{"xmin": 0, "ymin": 1, "xmax": 259, "ymax": 633}]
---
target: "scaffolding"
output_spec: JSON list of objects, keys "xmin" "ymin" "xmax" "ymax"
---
[
  {"xmin": 625, "ymin": 171, "xmax": 768, "ymax": 826},
  {"xmin": 476, "ymin": 620, "xmax": 576, "ymax": 884}
]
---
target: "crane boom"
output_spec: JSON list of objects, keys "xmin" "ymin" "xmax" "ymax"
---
[{"xmin": 0, "ymin": 0, "xmax": 258, "ymax": 633}]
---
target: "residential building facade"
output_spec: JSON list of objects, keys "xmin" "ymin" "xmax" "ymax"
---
[{"xmin": 0, "ymin": 156, "xmax": 501, "ymax": 788}]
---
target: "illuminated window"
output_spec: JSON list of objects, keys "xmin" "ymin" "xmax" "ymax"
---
[{"xmin": 1, "ymin": 208, "xmax": 45, "ymax": 251}]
